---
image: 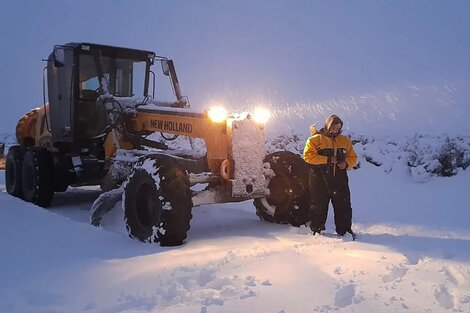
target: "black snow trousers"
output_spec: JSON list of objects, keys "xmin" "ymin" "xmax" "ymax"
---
[{"xmin": 308, "ymin": 165, "xmax": 352, "ymax": 235}]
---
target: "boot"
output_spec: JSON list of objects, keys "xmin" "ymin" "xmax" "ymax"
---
[
  {"xmin": 310, "ymin": 222, "xmax": 325, "ymax": 235},
  {"xmin": 336, "ymin": 229, "xmax": 356, "ymax": 241}
]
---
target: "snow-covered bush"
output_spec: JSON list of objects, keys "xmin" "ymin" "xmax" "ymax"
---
[
  {"xmin": 434, "ymin": 137, "xmax": 470, "ymax": 176},
  {"xmin": 403, "ymin": 134, "xmax": 437, "ymax": 177},
  {"xmin": 400, "ymin": 135, "xmax": 470, "ymax": 177},
  {"xmin": 265, "ymin": 131, "xmax": 305, "ymax": 155}
]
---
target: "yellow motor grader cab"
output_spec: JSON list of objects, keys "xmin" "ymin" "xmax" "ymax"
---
[{"xmin": 5, "ymin": 43, "xmax": 311, "ymax": 246}]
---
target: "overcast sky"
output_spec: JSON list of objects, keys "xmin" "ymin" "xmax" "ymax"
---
[{"xmin": 1, "ymin": 0, "xmax": 469, "ymax": 134}]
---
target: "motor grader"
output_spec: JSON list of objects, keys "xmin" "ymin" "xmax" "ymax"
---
[{"xmin": 5, "ymin": 42, "xmax": 311, "ymax": 246}]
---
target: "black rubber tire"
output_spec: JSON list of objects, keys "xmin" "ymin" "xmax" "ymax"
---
[
  {"xmin": 21, "ymin": 148, "xmax": 54, "ymax": 207},
  {"xmin": 254, "ymin": 151, "xmax": 310, "ymax": 226},
  {"xmin": 158, "ymin": 160, "xmax": 193, "ymax": 246},
  {"xmin": 54, "ymin": 180, "xmax": 69, "ymax": 193},
  {"xmin": 124, "ymin": 169, "xmax": 163, "ymax": 242},
  {"xmin": 52, "ymin": 154, "xmax": 70, "ymax": 192},
  {"xmin": 5, "ymin": 145, "xmax": 24, "ymax": 198},
  {"xmin": 124, "ymin": 159, "xmax": 193, "ymax": 246}
]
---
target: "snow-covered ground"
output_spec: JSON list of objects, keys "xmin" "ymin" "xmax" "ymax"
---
[
  {"xmin": 1, "ymin": 132, "xmax": 470, "ymax": 313},
  {"xmin": 1, "ymin": 1, "xmax": 470, "ymax": 312}
]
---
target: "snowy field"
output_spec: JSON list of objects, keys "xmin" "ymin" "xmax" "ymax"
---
[
  {"xmin": 1, "ymin": 1, "xmax": 470, "ymax": 312},
  {"xmin": 1, "ymin": 132, "xmax": 470, "ymax": 313}
]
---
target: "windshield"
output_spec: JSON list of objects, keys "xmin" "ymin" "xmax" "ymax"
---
[{"xmin": 78, "ymin": 54, "xmax": 146, "ymax": 97}]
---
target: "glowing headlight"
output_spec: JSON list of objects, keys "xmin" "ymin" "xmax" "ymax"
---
[
  {"xmin": 253, "ymin": 108, "xmax": 271, "ymax": 124},
  {"xmin": 207, "ymin": 106, "xmax": 228, "ymax": 123}
]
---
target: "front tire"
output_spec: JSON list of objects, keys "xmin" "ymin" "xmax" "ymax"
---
[
  {"xmin": 124, "ymin": 169, "xmax": 162, "ymax": 242},
  {"xmin": 21, "ymin": 148, "xmax": 54, "ymax": 207},
  {"xmin": 5, "ymin": 146, "xmax": 24, "ymax": 198},
  {"xmin": 124, "ymin": 158, "xmax": 193, "ymax": 246},
  {"xmin": 254, "ymin": 151, "xmax": 310, "ymax": 226}
]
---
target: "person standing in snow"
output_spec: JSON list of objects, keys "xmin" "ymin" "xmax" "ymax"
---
[{"xmin": 303, "ymin": 114, "xmax": 358, "ymax": 238}]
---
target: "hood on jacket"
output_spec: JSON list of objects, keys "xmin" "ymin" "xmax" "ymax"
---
[
  {"xmin": 310, "ymin": 123, "xmax": 318, "ymax": 135},
  {"xmin": 324, "ymin": 114, "xmax": 343, "ymax": 137}
]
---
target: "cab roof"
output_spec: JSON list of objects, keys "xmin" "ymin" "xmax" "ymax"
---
[{"xmin": 60, "ymin": 42, "xmax": 156, "ymax": 61}]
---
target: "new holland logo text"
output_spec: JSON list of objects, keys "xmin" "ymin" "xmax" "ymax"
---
[{"xmin": 150, "ymin": 119, "xmax": 193, "ymax": 134}]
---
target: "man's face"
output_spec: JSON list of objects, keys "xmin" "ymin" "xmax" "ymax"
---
[{"xmin": 328, "ymin": 123, "xmax": 342, "ymax": 137}]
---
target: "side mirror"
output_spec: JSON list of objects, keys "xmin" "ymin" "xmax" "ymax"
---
[
  {"xmin": 53, "ymin": 47, "xmax": 65, "ymax": 67},
  {"xmin": 161, "ymin": 59, "xmax": 170, "ymax": 76}
]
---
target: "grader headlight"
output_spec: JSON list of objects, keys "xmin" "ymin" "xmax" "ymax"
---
[
  {"xmin": 207, "ymin": 106, "xmax": 228, "ymax": 123},
  {"xmin": 253, "ymin": 108, "xmax": 271, "ymax": 124}
]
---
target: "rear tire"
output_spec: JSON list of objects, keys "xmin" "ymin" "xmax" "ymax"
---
[
  {"xmin": 5, "ymin": 146, "xmax": 24, "ymax": 198},
  {"xmin": 21, "ymin": 148, "xmax": 54, "ymax": 207},
  {"xmin": 52, "ymin": 154, "xmax": 70, "ymax": 192},
  {"xmin": 124, "ymin": 158, "xmax": 193, "ymax": 246},
  {"xmin": 254, "ymin": 151, "xmax": 310, "ymax": 226}
]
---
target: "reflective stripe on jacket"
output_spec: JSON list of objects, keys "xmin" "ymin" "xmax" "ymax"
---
[{"xmin": 303, "ymin": 132, "xmax": 358, "ymax": 169}]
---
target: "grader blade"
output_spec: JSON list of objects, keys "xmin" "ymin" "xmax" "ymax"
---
[{"xmin": 90, "ymin": 187, "xmax": 124, "ymax": 226}]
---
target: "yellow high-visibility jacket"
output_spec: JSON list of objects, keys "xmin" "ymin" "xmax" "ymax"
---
[{"xmin": 303, "ymin": 131, "xmax": 358, "ymax": 169}]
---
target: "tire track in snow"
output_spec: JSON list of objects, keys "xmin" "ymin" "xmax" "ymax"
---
[
  {"xmin": 434, "ymin": 284, "xmax": 455, "ymax": 310},
  {"xmin": 435, "ymin": 265, "xmax": 470, "ymax": 311},
  {"xmin": 442, "ymin": 265, "xmax": 465, "ymax": 286},
  {"xmin": 103, "ymin": 247, "xmax": 278, "ymax": 312},
  {"xmin": 334, "ymin": 284, "xmax": 356, "ymax": 308},
  {"xmin": 104, "ymin": 265, "xmax": 264, "ymax": 312},
  {"xmin": 381, "ymin": 264, "xmax": 408, "ymax": 283}
]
